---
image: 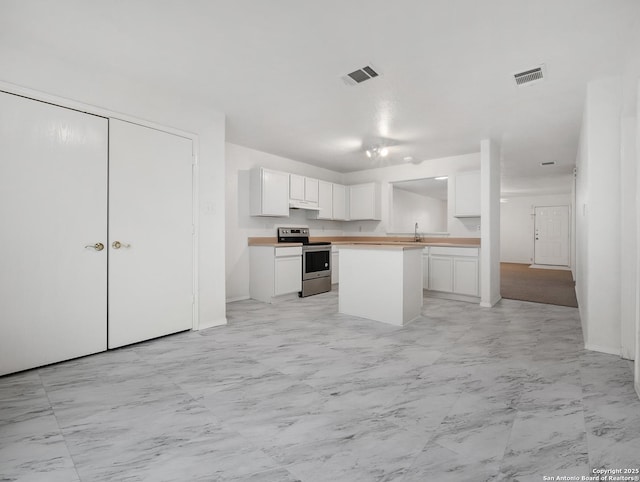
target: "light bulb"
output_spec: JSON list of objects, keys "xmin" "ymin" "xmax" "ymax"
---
[
  {"xmin": 380, "ymin": 147, "xmax": 388, "ymax": 157},
  {"xmin": 365, "ymin": 150, "xmax": 372, "ymax": 158}
]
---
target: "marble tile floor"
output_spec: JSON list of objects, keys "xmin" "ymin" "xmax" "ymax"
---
[{"xmin": 1, "ymin": 292, "xmax": 639, "ymax": 481}]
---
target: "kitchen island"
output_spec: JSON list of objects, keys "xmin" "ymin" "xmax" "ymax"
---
[{"xmin": 338, "ymin": 244, "xmax": 424, "ymax": 326}]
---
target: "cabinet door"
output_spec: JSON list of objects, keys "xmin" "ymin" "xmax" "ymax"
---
[
  {"xmin": 290, "ymin": 174, "xmax": 305, "ymax": 201},
  {"xmin": 108, "ymin": 119, "xmax": 194, "ymax": 349},
  {"xmin": 454, "ymin": 170, "xmax": 481, "ymax": 217},
  {"xmin": 262, "ymin": 169, "xmax": 290, "ymax": 216},
  {"xmin": 0, "ymin": 91, "xmax": 108, "ymax": 375},
  {"xmin": 316, "ymin": 180, "xmax": 333, "ymax": 219},
  {"xmin": 349, "ymin": 183, "xmax": 381, "ymax": 220},
  {"xmin": 274, "ymin": 256, "xmax": 302, "ymax": 295},
  {"xmin": 429, "ymin": 256, "xmax": 453, "ymax": 292},
  {"xmin": 453, "ymin": 258, "xmax": 479, "ymax": 296},
  {"xmin": 332, "ymin": 184, "xmax": 348, "ymax": 220},
  {"xmin": 305, "ymin": 177, "xmax": 319, "ymax": 203}
]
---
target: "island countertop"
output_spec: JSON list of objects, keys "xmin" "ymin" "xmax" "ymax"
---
[{"xmin": 338, "ymin": 244, "xmax": 426, "ymax": 250}]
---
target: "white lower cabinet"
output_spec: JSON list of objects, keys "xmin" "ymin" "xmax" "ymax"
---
[
  {"xmin": 250, "ymin": 246, "xmax": 302, "ymax": 303},
  {"xmin": 429, "ymin": 256, "xmax": 454, "ymax": 292},
  {"xmin": 275, "ymin": 255, "xmax": 302, "ymax": 295},
  {"xmin": 331, "ymin": 247, "xmax": 339, "ymax": 284},
  {"xmin": 453, "ymin": 258, "xmax": 479, "ymax": 296},
  {"xmin": 426, "ymin": 246, "xmax": 479, "ymax": 299}
]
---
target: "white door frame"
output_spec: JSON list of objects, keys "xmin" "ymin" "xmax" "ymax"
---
[{"xmin": 0, "ymin": 81, "xmax": 201, "ymax": 332}]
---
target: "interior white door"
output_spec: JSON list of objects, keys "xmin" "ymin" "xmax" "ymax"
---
[
  {"xmin": 108, "ymin": 119, "xmax": 193, "ymax": 349},
  {"xmin": 534, "ymin": 205, "xmax": 570, "ymax": 266},
  {"xmin": 0, "ymin": 91, "xmax": 108, "ymax": 375}
]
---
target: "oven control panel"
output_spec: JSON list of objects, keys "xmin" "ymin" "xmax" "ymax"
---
[{"xmin": 278, "ymin": 227, "xmax": 309, "ymax": 236}]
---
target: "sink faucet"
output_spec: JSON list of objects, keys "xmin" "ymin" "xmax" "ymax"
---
[{"xmin": 414, "ymin": 222, "xmax": 421, "ymax": 242}]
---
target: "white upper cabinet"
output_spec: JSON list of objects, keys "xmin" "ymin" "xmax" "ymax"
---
[
  {"xmin": 289, "ymin": 174, "xmax": 319, "ymax": 207},
  {"xmin": 332, "ymin": 184, "xmax": 349, "ymax": 220},
  {"xmin": 289, "ymin": 173, "xmax": 305, "ymax": 201},
  {"xmin": 454, "ymin": 170, "xmax": 481, "ymax": 217},
  {"xmin": 250, "ymin": 167, "xmax": 290, "ymax": 217},
  {"xmin": 314, "ymin": 180, "xmax": 333, "ymax": 220},
  {"xmin": 349, "ymin": 182, "xmax": 381, "ymax": 220},
  {"xmin": 305, "ymin": 177, "xmax": 319, "ymax": 203}
]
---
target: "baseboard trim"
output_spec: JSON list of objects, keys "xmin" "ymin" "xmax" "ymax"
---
[
  {"xmin": 529, "ymin": 264, "xmax": 571, "ymax": 271},
  {"xmin": 480, "ymin": 295, "xmax": 502, "ymax": 308},
  {"xmin": 584, "ymin": 343, "xmax": 621, "ymax": 357},
  {"xmin": 197, "ymin": 317, "xmax": 227, "ymax": 331},
  {"xmin": 226, "ymin": 295, "xmax": 250, "ymax": 303},
  {"xmin": 425, "ymin": 290, "xmax": 480, "ymax": 304}
]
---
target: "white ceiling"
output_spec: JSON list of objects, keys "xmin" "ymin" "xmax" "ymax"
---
[{"xmin": 2, "ymin": 0, "xmax": 639, "ymax": 194}]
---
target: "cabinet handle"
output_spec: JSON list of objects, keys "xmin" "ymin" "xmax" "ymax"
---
[
  {"xmin": 112, "ymin": 241, "xmax": 131, "ymax": 249},
  {"xmin": 85, "ymin": 243, "xmax": 105, "ymax": 251}
]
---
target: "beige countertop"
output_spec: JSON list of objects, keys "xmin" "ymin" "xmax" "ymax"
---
[
  {"xmin": 248, "ymin": 242, "xmax": 302, "ymax": 247},
  {"xmin": 248, "ymin": 236, "xmax": 480, "ymax": 248},
  {"xmin": 330, "ymin": 241, "xmax": 480, "ymax": 248},
  {"xmin": 339, "ymin": 244, "xmax": 425, "ymax": 250}
]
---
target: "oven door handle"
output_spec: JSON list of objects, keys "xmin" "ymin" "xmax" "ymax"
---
[{"xmin": 302, "ymin": 246, "xmax": 331, "ymax": 252}]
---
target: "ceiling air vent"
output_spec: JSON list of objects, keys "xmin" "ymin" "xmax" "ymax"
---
[
  {"xmin": 342, "ymin": 65, "xmax": 381, "ymax": 86},
  {"xmin": 514, "ymin": 64, "xmax": 546, "ymax": 86}
]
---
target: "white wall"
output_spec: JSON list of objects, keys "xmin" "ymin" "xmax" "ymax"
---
[
  {"xmin": 391, "ymin": 189, "xmax": 447, "ymax": 234},
  {"xmin": 575, "ymin": 76, "xmax": 623, "ymax": 355},
  {"xmin": 575, "ymin": 106, "xmax": 589, "ymax": 341},
  {"xmin": 0, "ymin": 71, "xmax": 228, "ymax": 329},
  {"xmin": 621, "ymin": 116, "xmax": 637, "ymax": 360},
  {"xmin": 500, "ymin": 194, "xmax": 572, "ymax": 264},
  {"xmin": 636, "ymin": 80, "xmax": 640, "ymax": 397},
  {"xmin": 225, "ymin": 142, "xmax": 345, "ymax": 302},
  {"xmin": 342, "ymin": 153, "xmax": 482, "ymax": 237}
]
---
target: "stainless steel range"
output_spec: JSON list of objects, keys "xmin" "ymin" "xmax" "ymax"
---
[{"xmin": 277, "ymin": 227, "xmax": 331, "ymax": 297}]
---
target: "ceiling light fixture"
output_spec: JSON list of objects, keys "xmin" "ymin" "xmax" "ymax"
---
[{"xmin": 365, "ymin": 146, "xmax": 389, "ymax": 159}]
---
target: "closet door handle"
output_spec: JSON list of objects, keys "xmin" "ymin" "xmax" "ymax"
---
[
  {"xmin": 112, "ymin": 241, "xmax": 131, "ymax": 249},
  {"xmin": 85, "ymin": 243, "xmax": 105, "ymax": 251}
]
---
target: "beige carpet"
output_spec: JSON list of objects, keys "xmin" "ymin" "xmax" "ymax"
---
[{"xmin": 501, "ymin": 263, "xmax": 578, "ymax": 307}]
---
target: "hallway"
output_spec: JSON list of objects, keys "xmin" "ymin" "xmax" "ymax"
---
[{"xmin": 501, "ymin": 263, "xmax": 578, "ymax": 308}]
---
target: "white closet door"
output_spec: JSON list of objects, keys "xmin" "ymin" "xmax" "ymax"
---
[
  {"xmin": 108, "ymin": 119, "xmax": 193, "ymax": 349},
  {"xmin": 0, "ymin": 91, "xmax": 108, "ymax": 375}
]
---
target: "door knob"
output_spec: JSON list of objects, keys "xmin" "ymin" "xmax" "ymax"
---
[
  {"xmin": 85, "ymin": 243, "xmax": 104, "ymax": 251},
  {"xmin": 112, "ymin": 241, "xmax": 131, "ymax": 249}
]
